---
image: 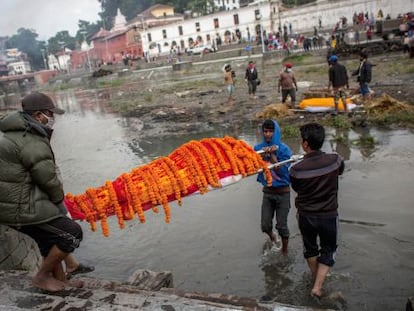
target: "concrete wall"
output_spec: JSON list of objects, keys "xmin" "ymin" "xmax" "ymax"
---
[{"xmin": 279, "ymin": 0, "xmax": 413, "ymax": 34}]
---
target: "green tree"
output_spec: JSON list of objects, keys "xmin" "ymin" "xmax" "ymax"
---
[
  {"xmin": 5, "ymin": 28, "xmax": 44, "ymax": 70},
  {"xmin": 47, "ymin": 31, "xmax": 76, "ymax": 55}
]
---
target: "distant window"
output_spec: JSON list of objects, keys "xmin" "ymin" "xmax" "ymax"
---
[
  {"xmin": 162, "ymin": 29, "xmax": 167, "ymax": 39},
  {"xmin": 178, "ymin": 26, "xmax": 183, "ymax": 35},
  {"xmin": 214, "ymin": 18, "xmax": 219, "ymax": 29},
  {"xmin": 196, "ymin": 22, "xmax": 201, "ymax": 32},
  {"xmin": 233, "ymin": 14, "xmax": 239, "ymax": 25},
  {"xmin": 255, "ymin": 9, "xmax": 261, "ymax": 20}
]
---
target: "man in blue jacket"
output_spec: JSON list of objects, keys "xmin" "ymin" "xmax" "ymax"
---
[{"xmin": 254, "ymin": 119, "xmax": 292, "ymax": 254}]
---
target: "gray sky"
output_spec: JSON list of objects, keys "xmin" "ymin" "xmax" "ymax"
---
[{"xmin": 0, "ymin": 0, "xmax": 101, "ymax": 40}]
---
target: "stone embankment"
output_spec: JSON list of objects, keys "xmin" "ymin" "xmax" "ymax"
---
[
  {"xmin": 0, "ymin": 227, "xmax": 333, "ymax": 310},
  {"xmin": 0, "ymin": 269, "xmax": 333, "ymax": 311}
]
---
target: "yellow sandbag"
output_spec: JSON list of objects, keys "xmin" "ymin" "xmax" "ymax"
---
[{"xmin": 299, "ymin": 97, "xmax": 352, "ymax": 111}]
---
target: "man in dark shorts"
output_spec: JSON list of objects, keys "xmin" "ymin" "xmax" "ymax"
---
[
  {"xmin": 0, "ymin": 92, "xmax": 90, "ymax": 292},
  {"xmin": 289, "ymin": 123, "xmax": 344, "ymax": 298}
]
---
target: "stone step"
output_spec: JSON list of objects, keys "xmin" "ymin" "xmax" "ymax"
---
[{"xmin": 0, "ymin": 270, "xmax": 332, "ymax": 311}]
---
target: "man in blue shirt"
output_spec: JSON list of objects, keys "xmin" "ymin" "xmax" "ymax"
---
[{"xmin": 254, "ymin": 119, "xmax": 292, "ymax": 254}]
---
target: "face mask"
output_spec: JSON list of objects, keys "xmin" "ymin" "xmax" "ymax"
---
[
  {"xmin": 286, "ymin": 68, "xmax": 292, "ymax": 72},
  {"xmin": 40, "ymin": 112, "xmax": 55, "ymax": 129}
]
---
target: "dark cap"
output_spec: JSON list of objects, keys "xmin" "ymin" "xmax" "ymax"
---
[{"xmin": 22, "ymin": 92, "xmax": 65, "ymax": 114}]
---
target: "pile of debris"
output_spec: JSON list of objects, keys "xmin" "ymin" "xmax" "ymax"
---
[
  {"xmin": 366, "ymin": 93, "xmax": 413, "ymax": 116},
  {"xmin": 255, "ymin": 103, "xmax": 293, "ymax": 120}
]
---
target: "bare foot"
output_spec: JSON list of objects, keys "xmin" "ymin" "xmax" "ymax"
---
[
  {"xmin": 66, "ymin": 279, "xmax": 84, "ymax": 288},
  {"xmin": 32, "ymin": 274, "xmax": 66, "ymax": 292},
  {"xmin": 311, "ymin": 288, "xmax": 322, "ymax": 299},
  {"xmin": 270, "ymin": 232, "xmax": 276, "ymax": 242}
]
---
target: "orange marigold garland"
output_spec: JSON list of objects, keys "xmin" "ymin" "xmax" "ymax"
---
[
  {"xmin": 156, "ymin": 158, "xmax": 183, "ymax": 206},
  {"xmin": 105, "ymin": 181, "xmax": 125, "ymax": 229},
  {"xmin": 122, "ymin": 173, "xmax": 145, "ymax": 223},
  {"xmin": 86, "ymin": 188, "xmax": 109, "ymax": 237},
  {"xmin": 74, "ymin": 194, "xmax": 97, "ymax": 232},
  {"xmin": 64, "ymin": 137, "xmax": 274, "ymax": 236}
]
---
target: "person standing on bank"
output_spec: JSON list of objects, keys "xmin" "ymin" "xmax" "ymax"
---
[
  {"xmin": 289, "ymin": 123, "xmax": 344, "ymax": 299},
  {"xmin": 0, "ymin": 92, "xmax": 89, "ymax": 292},
  {"xmin": 352, "ymin": 51, "xmax": 372, "ymax": 103},
  {"xmin": 327, "ymin": 55, "xmax": 349, "ymax": 115},
  {"xmin": 278, "ymin": 62, "xmax": 298, "ymax": 108},
  {"xmin": 245, "ymin": 60, "xmax": 259, "ymax": 99},
  {"xmin": 223, "ymin": 64, "xmax": 235, "ymax": 105},
  {"xmin": 254, "ymin": 119, "xmax": 292, "ymax": 254}
]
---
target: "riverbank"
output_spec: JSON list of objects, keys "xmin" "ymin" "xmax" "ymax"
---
[{"xmin": 45, "ymin": 49, "xmax": 414, "ymax": 140}]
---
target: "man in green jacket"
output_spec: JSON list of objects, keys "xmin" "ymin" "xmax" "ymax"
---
[{"xmin": 0, "ymin": 92, "xmax": 85, "ymax": 292}]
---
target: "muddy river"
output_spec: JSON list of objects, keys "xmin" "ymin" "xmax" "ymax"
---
[{"xmin": 52, "ymin": 90, "xmax": 414, "ymax": 310}]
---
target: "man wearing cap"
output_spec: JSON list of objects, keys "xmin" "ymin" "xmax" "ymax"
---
[
  {"xmin": 0, "ymin": 92, "xmax": 86, "ymax": 292},
  {"xmin": 328, "ymin": 55, "xmax": 349, "ymax": 114},
  {"xmin": 278, "ymin": 63, "xmax": 298, "ymax": 108}
]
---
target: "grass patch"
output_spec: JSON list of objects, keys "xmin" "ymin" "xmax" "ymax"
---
[
  {"xmin": 351, "ymin": 133, "xmax": 376, "ymax": 148},
  {"xmin": 96, "ymin": 79, "xmax": 123, "ymax": 88},
  {"xmin": 329, "ymin": 115, "xmax": 352, "ymax": 129},
  {"xmin": 281, "ymin": 124, "xmax": 300, "ymax": 138},
  {"xmin": 368, "ymin": 111, "xmax": 414, "ymax": 128},
  {"xmin": 282, "ymin": 53, "xmax": 313, "ymax": 65}
]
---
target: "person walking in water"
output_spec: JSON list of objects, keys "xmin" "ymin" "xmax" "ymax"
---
[
  {"xmin": 244, "ymin": 60, "xmax": 259, "ymax": 99},
  {"xmin": 254, "ymin": 119, "xmax": 292, "ymax": 254},
  {"xmin": 290, "ymin": 122, "xmax": 344, "ymax": 299}
]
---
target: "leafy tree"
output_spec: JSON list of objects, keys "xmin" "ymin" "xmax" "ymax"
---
[
  {"xmin": 5, "ymin": 28, "xmax": 44, "ymax": 70},
  {"xmin": 76, "ymin": 20, "xmax": 101, "ymax": 45},
  {"xmin": 47, "ymin": 31, "xmax": 76, "ymax": 55}
]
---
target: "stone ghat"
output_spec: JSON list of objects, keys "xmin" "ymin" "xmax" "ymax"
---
[{"xmin": 0, "ymin": 270, "xmax": 333, "ymax": 311}]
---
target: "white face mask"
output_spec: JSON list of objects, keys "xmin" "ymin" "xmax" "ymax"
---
[
  {"xmin": 40, "ymin": 112, "xmax": 55, "ymax": 129},
  {"xmin": 286, "ymin": 68, "xmax": 292, "ymax": 73}
]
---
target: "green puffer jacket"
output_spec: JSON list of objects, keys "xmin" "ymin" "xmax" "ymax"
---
[{"xmin": 0, "ymin": 111, "xmax": 64, "ymax": 226}]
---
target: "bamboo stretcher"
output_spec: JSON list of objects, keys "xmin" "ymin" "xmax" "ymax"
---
[{"xmin": 64, "ymin": 136, "xmax": 303, "ymax": 236}]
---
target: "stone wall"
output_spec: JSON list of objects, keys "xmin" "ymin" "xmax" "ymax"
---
[
  {"xmin": 278, "ymin": 0, "xmax": 412, "ymax": 35},
  {"xmin": 0, "ymin": 225, "xmax": 41, "ymax": 272}
]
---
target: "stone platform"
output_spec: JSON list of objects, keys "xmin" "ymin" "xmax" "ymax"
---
[{"xmin": 0, "ymin": 270, "xmax": 332, "ymax": 311}]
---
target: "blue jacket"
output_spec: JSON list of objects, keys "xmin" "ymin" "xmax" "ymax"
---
[{"xmin": 254, "ymin": 120, "xmax": 292, "ymax": 188}]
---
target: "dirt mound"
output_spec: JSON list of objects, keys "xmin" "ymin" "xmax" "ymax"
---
[
  {"xmin": 255, "ymin": 103, "xmax": 293, "ymax": 120},
  {"xmin": 367, "ymin": 93, "xmax": 413, "ymax": 116}
]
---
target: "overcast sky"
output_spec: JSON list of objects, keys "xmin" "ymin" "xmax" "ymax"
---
[{"xmin": 0, "ymin": 0, "xmax": 101, "ymax": 40}]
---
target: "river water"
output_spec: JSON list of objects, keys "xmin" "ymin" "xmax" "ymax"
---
[{"xmin": 51, "ymin": 90, "xmax": 414, "ymax": 310}]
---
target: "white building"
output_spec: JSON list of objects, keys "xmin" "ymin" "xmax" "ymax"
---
[
  {"xmin": 139, "ymin": 0, "xmax": 412, "ymax": 57},
  {"xmin": 7, "ymin": 61, "xmax": 31, "ymax": 75},
  {"xmin": 213, "ymin": 0, "xmax": 241, "ymax": 11}
]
